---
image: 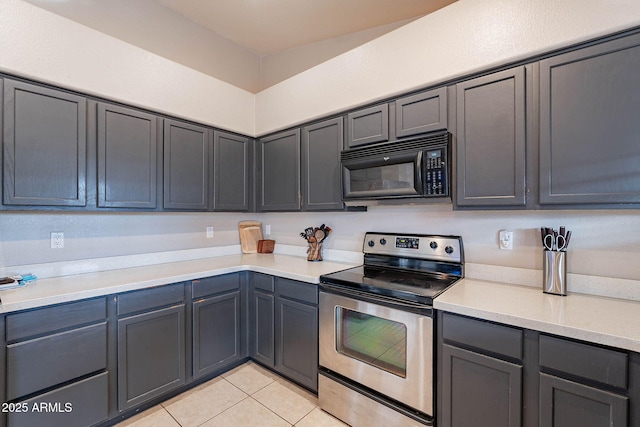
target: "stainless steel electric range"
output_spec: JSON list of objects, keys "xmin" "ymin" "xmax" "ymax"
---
[{"xmin": 318, "ymin": 232, "xmax": 464, "ymax": 427}]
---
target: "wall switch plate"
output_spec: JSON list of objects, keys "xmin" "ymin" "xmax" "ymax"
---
[
  {"xmin": 499, "ymin": 230, "xmax": 513, "ymax": 250},
  {"xmin": 265, "ymin": 224, "xmax": 271, "ymax": 235},
  {"xmin": 50, "ymin": 232, "xmax": 64, "ymax": 249},
  {"xmin": 206, "ymin": 226, "xmax": 214, "ymax": 238}
]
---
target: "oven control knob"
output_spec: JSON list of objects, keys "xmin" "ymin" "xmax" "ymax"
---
[
  {"xmin": 445, "ymin": 246, "xmax": 454, "ymax": 254},
  {"xmin": 368, "ymin": 240, "xmax": 375, "ymax": 247},
  {"xmin": 379, "ymin": 238, "xmax": 387, "ymax": 245},
  {"xmin": 429, "ymin": 241, "xmax": 438, "ymax": 250}
]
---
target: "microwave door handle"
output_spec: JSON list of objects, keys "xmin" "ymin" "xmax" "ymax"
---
[{"xmin": 415, "ymin": 150, "xmax": 424, "ymax": 194}]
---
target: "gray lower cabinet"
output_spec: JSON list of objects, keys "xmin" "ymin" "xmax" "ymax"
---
[
  {"xmin": 275, "ymin": 278, "xmax": 318, "ymax": 392},
  {"xmin": 439, "ymin": 312, "xmax": 638, "ymax": 427},
  {"xmin": 539, "ymin": 32, "xmax": 640, "ymax": 205},
  {"xmin": 4, "ymin": 298, "xmax": 109, "ymax": 427},
  {"xmin": 439, "ymin": 313, "xmax": 524, "ymax": 427},
  {"xmin": 213, "ymin": 131, "xmax": 252, "ymax": 211},
  {"xmin": 455, "ymin": 66, "xmax": 528, "ymax": 207},
  {"xmin": 163, "ymin": 119, "xmax": 211, "ymax": 210},
  {"xmin": 117, "ymin": 284, "xmax": 186, "ymax": 411},
  {"xmin": 3, "ymin": 79, "xmax": 87, "ymax": 207},
  {"xmin": 257, "ymin": 129, "xmax": 301, "ymax": 211},
  {"xmin": 538, "ymin": 334, "xmax": 629, "ymax": 427},
  {"xmin": 192, "ymin": 274, "xmax": 244, "ymax": 379},
  {"xmin": 301, "ymin": 117, "xmax": 344, "ymax": 211},
  {"xmin": 249, "ymin": 273, "xmax": 276, "ymax": 366},
  {"xmin": 249, "ymin": 274, "xmax": 319, "ymax": 392},
  {"xmin": 97, "ymin": 102, "xmax": 158, "ymax": 209}
]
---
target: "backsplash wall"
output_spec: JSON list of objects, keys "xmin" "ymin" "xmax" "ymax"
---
[{"xmin": 1, "ymin": 207, "xmax": 639, "ymax": 281}]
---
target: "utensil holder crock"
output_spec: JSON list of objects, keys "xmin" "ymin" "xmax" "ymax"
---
[
  {"xmin": 307, "ymin": 242, "xmax": 323, "ymax": 262},
  {"xmin": 543, "ymin": 250, "xmax": 566, "ymax": 296}
]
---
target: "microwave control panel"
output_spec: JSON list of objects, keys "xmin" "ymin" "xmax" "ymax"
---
[{"xmin": 424, "ymin": 148, "xmax": 447, "ymax": 196}]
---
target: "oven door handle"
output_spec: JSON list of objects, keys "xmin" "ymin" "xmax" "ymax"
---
[{"xmin": 319, "ymin": 283, "xmax": 433, "ymax": 316}]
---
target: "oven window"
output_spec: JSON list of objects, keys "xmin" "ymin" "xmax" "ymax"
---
[
  {"xmin": 336, "ymin": 307, "xmax": 407, "ymax": 378},
  {"xmin": 350, "ymin": 163, "xmax": 414, "ymax": 192}
]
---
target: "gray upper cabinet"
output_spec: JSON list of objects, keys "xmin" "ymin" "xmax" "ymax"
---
[
  {"xmin": 301, "ymin": 117, "xmax": 344, "ymax": 211},
  {"xmin": 97, "ymin": 103, "xmax": 158, "ymax": 209},
  {"xmin": 346, "ymin": 104, "xmax": 389, "ymax": 148},
  {"xmin": 3, "ymin": 79, "xmax": 87, "ymax": 207},
  {"xmin": 455, "ymin": 66, "xmax": 527, "ymax": 207},
  {"xmin": 395, "ymin": 87, "xmax": 447, "ymax": 138},
  {"xmin": 163, "ymin": 119, "xmax": 210, "ymax": 210},
  {"xmin": 257, "ymin": 129, "xmax": 301, "ymax": 211},
  {"xmin": 539, "ymin": 33, "xmax": 640, "ymax": 205},
  {"xmin": 213, "ymin": 131, "xmax": 252, "ymax": 211}
]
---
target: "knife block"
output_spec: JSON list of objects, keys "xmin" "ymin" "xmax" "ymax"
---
[{"xmin": 543, "ymin": 251, "xmax": 567, "ymax": 296}]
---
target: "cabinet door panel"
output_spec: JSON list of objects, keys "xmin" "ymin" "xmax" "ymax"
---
[
  {"xmin": 251, "ymin": 290, "xmax": 275, "ymax": 366},
  {"xmin": 193, "ymin": 291, "xmax": 242, "ymax": 379},
  {"xmin": 118, "ymin": 305, "xmax": 185, "ymax": 410},
  {"xmin": 346, "ymin": 104, "xmax": 389, "ymax": 148},
  {"xmin": 456, "ymin": 67, "xmax": 526, "ymax": 207},
  {"xmin": 276, "ymin": 297, "xmax": 318, "ymax": 391},
  {"xmin": 540, "ymin": 33, "xmax": 640, "ymax": 204},
  {"xmin": 441, "ymin": 344, "xmax": 522, "ymax": 427},
  {"xmin": 98, "ymin": 103, "xmax": 157, "ymax": 208},
  {"xmin": 213, "ymin": 131, "xmax": 251, "ymax": 211},
  {"xmin": 301, "ymin": 117, "xmax": 343, "ymax": 210},
  {"xmin": 3, "ymin": 80, "xmax": 87, "ymax": 206},
  {"xmin": 258, "ymin": 129, "xmax": 301, "ymax": 211},
  {"xmin": 539, "ymin": 373, "xmax": 627, "ymax": 427},
  {"xmin": 163, "ymin": 119, "xmax": 210, "ymax": 210},
  {"xmin": 395, "ymin": 87, "xmax": 447, "ymax": 138}
]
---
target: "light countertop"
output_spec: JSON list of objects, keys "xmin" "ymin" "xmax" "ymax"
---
[
  {"xmin": 0, "ymin": 253, "xmax": 356, "ymax": 314},
  {"xmin": 434, "ymin": 278, "xmax": 640, "ymax": 353},
  {"xmin": 3, "ymin": 253, "xmax": 639, "ymax": 354}
]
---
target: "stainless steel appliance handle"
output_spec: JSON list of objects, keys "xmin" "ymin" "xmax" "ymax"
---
[{"xmin": 319, "ymin": 283, "xmax": 433, "ymax": 315}]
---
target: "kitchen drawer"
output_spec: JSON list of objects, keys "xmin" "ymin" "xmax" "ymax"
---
[
  {"xmin": 117, "ymin": 283, "xmax": 184, "ymax": 316},
  {"xmin": 6, "ymin": 297, "xmax": 106, "ymax": 342},
  {"xmin": 442, "ymin": 313, "xmax": 523, "ymax": 361},
  {"xmin": 539, "ymin": 334, "xmax": 628, "ymax": 389},
  {"xmin": 277, "ymin": 278, "xmax": 317, "ymax": 304},
  {"xmin": 8, "ymin": 372, "xmax": 109, "ymax": 427},
  {"xmin": 7, "ymin": 322, "xmax": 107, "ymax": 400},
  {"xmin": 252, "ymin": 272, "xmax": 275, "ymax": 293},
  {"xmin": 192, "ymin": 273, "xmax": 240, "ymax": 299}
]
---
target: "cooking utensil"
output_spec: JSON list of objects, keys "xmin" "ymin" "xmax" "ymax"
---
[{"xmin": 541, "ymin": 226, "xmax": 571, "ymax": 252}]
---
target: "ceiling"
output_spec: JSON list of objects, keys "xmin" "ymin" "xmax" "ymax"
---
[
  {"xmin": 155, "ymin": 0, "xmax": 457, "ymax": 55},
  {"xmin": 24, "ymin": 0, "xmax": 456, "ymax": 92}
]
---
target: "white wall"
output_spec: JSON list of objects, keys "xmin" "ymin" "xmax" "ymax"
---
[
  {"xmin": 0, "ymin": 0, "xmax": 255, "ymax": 135},
  {"xmin": 0, "ymin": 0, "xmax": 639, "ymax": 289},
  {"xmin": 256, "ymin": 0, "xmax": 640, "ymax": 135}
]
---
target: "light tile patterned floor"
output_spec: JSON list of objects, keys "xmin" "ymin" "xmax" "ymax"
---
[{"xmin": 116, "ymin": 362, "xmax": 349, "ymax": 427}]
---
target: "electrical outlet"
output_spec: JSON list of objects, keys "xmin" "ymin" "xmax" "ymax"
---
[
  {"xmin": 499, "ymin": 230, "xmax": 513, "ymax": 250},
  {"xmin": 265, "ymin": 224, "xmax": 271, "ymax": 235},
  {"xmin": 206, "ymin": 226, "xmax": 214, "ymax": 238},
  {"xmin": 50, "ymin": 232, "xmax": 64, "ymax": 249}
]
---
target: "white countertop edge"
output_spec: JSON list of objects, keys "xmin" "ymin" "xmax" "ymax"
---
[
  {"xmin": 0, "ymin": 253, "xmax": 358, "ymax": 314},
  {"xmin": 434, "ymin": 278, "xmax": 640, "ymax": 353}
]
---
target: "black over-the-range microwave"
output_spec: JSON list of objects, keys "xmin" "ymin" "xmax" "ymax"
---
[{"xmin": 341, "ymin": 131, "xmax": 451, "ymax": 206}]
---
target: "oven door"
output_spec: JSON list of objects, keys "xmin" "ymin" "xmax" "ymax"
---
[
  {"xmin": 319, "ymin": 287, "xmax": 433, "ymax": 416},
  {"xmin": 342, "ymin": 149, "xmax": 423, "ymax": 200}
]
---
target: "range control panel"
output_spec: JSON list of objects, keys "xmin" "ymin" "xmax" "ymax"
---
[{"xmin": 363, "ymin": 232, "xmax": 463, "ymax": 263}]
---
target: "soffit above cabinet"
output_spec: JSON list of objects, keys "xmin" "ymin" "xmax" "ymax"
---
[{"xmin": 23, "ymin": 0, "xmax": 456, "ymax": 92}]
